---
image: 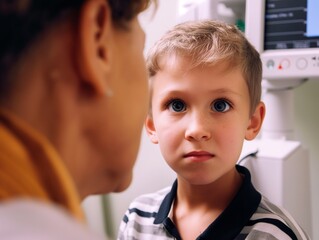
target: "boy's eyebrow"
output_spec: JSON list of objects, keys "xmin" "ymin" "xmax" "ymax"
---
[
  {"xmin": 158, "ymin": 88, "xmax": 244, "ymax": 97},
  {"xmin": 209, "ymin": 88, "xmax": 244, "ymax": 97}
]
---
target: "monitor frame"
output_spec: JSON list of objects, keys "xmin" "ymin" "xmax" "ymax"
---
[{"xmin": 245, "ymin": 0, "xmax": 319, "ymax": 81}]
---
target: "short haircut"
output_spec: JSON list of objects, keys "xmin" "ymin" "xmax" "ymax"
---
[{"xmin": 146, "ymin": 20, "xmax": 262, "ymax": 115}]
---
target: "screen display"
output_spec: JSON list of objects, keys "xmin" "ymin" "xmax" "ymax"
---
[{"xmin": 264, "ymin": 0, "xmax": 319, "ymax": 50}]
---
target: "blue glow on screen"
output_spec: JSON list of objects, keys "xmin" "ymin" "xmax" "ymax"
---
[{"xmin": 307, "ymin": 0, "xmax": 319, "ymax": 37}]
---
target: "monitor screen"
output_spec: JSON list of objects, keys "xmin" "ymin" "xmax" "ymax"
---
[
  {"xmin": 245, "ymin": 0, "xmax": 319, "ymax": 80},
  {"xmin": 264, "ymin": 0, "xmax": 319, "ymax": 50}
]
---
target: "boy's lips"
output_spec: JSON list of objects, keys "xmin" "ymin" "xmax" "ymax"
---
[{"xmin": 183, "ymin": 151, "xmax": 215, "ymax": 161}]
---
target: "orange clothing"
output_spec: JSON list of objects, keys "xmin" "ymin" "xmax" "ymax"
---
[{"xmin": 0, "ymin": 108, "xmax": 84, "ymax": 221}]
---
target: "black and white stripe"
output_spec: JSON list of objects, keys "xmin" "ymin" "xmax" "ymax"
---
[{"xmin": 118, "ymin": 166, "xmax": 309, "ymax": 240}]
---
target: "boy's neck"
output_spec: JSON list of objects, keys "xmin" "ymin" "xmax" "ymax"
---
[
  {"xmin": 172, "ymin": 168, "xmax": 243, "ymax": 240},
  {"xmin": 176, "ymin": 167, "xmax": 243, "ymax": 205}
]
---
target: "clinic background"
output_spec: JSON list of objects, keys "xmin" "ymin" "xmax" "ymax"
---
[{"xmin": 82, "ymin": 1, "xmax": 319, "ymax": 239}]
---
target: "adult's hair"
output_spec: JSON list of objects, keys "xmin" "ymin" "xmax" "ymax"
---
[
  {"xmin": 147, "ymin": 20, "xmax": 262, "ymax": 115},
  {"xmin": 0, "ymin": 0, "xmax": 152, "ymax": 95}
]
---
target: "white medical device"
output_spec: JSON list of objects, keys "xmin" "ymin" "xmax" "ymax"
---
[
  {"xmin": 243, "ymin": 0, "xmax": 319, "ymax": 237},
  {"xmin": 246, "ymin": 0, "xmax": 319, "ymax": 82},
  {"xmin": 246, "ymin": 0, "xmax": 319, "ymax": 140}
]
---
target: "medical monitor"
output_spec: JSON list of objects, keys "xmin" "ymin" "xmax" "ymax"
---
[{"xmin": 245, "ymin": 0, "xmax": 319, "ymax": 80}]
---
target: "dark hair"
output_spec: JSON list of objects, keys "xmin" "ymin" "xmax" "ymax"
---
[{"xmin": 0, "ymin": 0, "xmax": 152, "ymax": 93}]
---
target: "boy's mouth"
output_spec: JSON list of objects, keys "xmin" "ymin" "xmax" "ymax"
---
[{"xmin": 183, "ymin": 151, "xmax": 215, "ymax": 161}]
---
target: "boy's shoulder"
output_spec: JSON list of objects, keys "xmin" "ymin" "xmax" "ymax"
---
[
  {"xmin": 245, "ymin": 196, "xmax": 310, "ymax": 240},
  {"xmin": 257, "ymin": 196, "xmax": 301, "ymax": 223}
]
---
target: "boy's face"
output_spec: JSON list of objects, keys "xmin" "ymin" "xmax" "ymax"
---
[{"xmin": 146, "ymin": 57, "xmax": 263, "ymax": 185}]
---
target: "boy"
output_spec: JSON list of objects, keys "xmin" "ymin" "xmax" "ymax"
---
[{"xmin": 118, "ymin": 20, "xmax": 309, "ymax": 240}]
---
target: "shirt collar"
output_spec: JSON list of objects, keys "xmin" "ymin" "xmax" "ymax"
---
[
  {"xmin": 154, "ymin": 180, "xmax": 177, "ymax": 224},
  {"xmin": 154, "ymin": 165, "xmax": 261, "ymax": 239}
]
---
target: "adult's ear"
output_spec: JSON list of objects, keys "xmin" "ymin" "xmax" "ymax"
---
[
  {"xmin": 77, "ymin": 0, "xmax": 113, "ymax": 96},
  {"xmin": 245, "ymin": 102, "xmax": 266, "ymax": 140},
  {"xmin": 145, "ymin": 115, "xmax": 159, "ymax": 144}
]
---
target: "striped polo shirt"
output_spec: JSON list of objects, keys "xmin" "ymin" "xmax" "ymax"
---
[{"xmin": 118, "ymin": 165, "xmax": 309, "ymax": 240}]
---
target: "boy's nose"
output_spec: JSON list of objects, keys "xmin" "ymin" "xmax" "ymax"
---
[{"xmin": 184, "ymin": 113, "xmax": 212, "ymax": 142}]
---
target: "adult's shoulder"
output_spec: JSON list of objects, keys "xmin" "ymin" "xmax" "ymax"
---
[{"xmin": 0, "ymin": 199, "xmax": 107, "ymax": 240}]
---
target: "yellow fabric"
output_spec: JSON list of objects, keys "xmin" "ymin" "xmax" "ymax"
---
[{"xmin": 0, "ymin": 108, "xmax": 84, "ymax": 221}]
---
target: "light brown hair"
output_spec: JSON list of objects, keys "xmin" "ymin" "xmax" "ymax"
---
[{"xmin": 147, "ymin": 20, "xmax": 262, "ymax": 115}]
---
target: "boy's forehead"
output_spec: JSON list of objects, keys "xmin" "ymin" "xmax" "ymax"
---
[
  {"xmin": 154, "ymin": 59, "xmax": 245, "ymax": 87},
  {"xmin": 157, "ymin": 54, "xmax": 197, "ymax": 76},
  {"xmin": 158, "ymin": 54, "xmax": 241, "ymax": 77},
  {"xmin": 152, "ymin": 55, "xmax": 248, "ymax": 97}
]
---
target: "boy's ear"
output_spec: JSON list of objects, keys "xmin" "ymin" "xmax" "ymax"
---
[
  {"xmin": 77, "ymin": 0, "xmax": 112, "ymax": 96},
  {"xmin": 245, "ymin": 102, "xmax": 266, "ymax": 140},
  {"xmin": 145, "ymin": 115, "xmax": 159, "ymax": 144}
]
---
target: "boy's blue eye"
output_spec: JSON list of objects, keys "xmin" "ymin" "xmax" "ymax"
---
[
  {"xmin": 212, "ymin": 99, "xmax": 230, "ymax": 112},
  {"xmin": 168, "ymin": 99, "xmax": 186, "ymax": 112}
]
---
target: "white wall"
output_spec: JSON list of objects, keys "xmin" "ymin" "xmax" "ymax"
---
[{"xmin": 295, "ymin": 79, "xmax": 319, "ymax": 239}]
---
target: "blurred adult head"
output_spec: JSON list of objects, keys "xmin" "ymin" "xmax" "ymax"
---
[{"xmin": 0, "ymin": 0, "xmax": 155, "ymax": 198}]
